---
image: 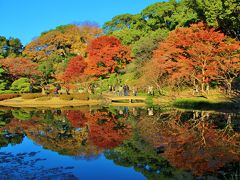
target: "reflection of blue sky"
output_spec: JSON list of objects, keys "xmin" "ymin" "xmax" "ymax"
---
[{"xmin": 0, "ymin": 137, "xmax": 145, "ymax": 179}]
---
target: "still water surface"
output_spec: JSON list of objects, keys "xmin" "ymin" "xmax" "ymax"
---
[{"xmin": 0, "ymin": 106, "xmax": 239, "ymax": 179}]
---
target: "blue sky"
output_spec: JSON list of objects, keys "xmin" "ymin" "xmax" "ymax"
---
[{"xmin": 0, "ymin": 0, "xmax": 162, "ymax": 45}]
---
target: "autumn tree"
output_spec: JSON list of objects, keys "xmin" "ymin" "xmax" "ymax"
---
[
  {"xmin": 85, "ymin": 36, "xmax": 131, "ymax": 79},
  {"xmin": 0, "ymin": 58, "xmax": 42, "ymax": 79},
  {"xmin": 58, "ymin": 55, "xmax": 87, "ymax": 83},
  {"xmin": 216, "ymin": 40, "xmax": 240, "ymax": 94},
  {"xmin": 144, "ymin": 22, "xmax": 240, "ymax": 93},
  {"xmin": 23, "ymin": 24, "xmax": 102, "ymax": 62}
]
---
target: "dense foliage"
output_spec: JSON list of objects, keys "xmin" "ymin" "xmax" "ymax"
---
[{"xmin": 0, "ymin": 0, "xmax": 239, "ymax": 95}]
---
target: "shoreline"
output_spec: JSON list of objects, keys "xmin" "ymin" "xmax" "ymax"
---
[
  {"xmin": 0, "ymin": 96, "xmax": 148, "ymax": 108},
  {"xmin": 0, "ymin": 97, "xmax": 103, "ymax": 108}
]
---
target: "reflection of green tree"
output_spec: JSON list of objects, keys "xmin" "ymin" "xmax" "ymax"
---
[
  {"xmin": 12, "ymin": 110, "xmax": 33, "ymax": 121},
  {"xmin": 0, "ymin": 132, "xmax": 24, "ymax": 147},
  {"xmin": 104, "ymin": 131, "xmax": 191, "ymax": 180},
  {"xmin": 0, "ymin": 111, "xmax": 12, "ymax": 128}
]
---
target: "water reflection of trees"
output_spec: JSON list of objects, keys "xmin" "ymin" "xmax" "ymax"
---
[
  {"xmin": 0, "ymin": 107, "xmax": 239, "ymax": 179},
  {"xmin": 137, "ymin": 110, "xmax": 240, "ymax": 177},
  {"xmin": 0, "ymin": 108, "xmax": 132, "ymax": 157}
]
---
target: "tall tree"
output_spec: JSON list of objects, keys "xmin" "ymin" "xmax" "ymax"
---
[
  {"xmin": 185, "ymin": 0, "xmax": 240, "ymax": 39},
  {"xmin": 85, "ymin": 36, "xmax": 131, "ymax": 79},
  {"xmin": 23, "ymin": 24, "xmax": 102, "ymax": 62},
  {"xmin": 143, "ymin": 22, "xmax": 240, "ymax": 93},
  {"xmin": 59, "ymin": 55, "xmax": 87, "ymax": 83},
  {"xmin": 0, "ymin": 36, "xmax": 23, "ymax": 58},
  {"xmin": 216, "ymin": 40, "xmax": 240, "ymax": 93},
  {"xmin": 0, "ymin": 58, "xmax": 42, "ymax": 79}
]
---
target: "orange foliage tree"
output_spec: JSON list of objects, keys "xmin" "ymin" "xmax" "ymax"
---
[
  {"xmin": 0, "ymin": 58, "xmax": 42, "ymax": 79},
  {"xmin": 146, "ymin": 22, "xmax": 240, "ymax": 93},
  {"xmin": 216, "ymin": 41, "xmax": 240, "ymax": 93},
  {"xmin": 23, "ymin": 24, "xmax": 102, "ymax": 62},
  {"xmin": 58, "ymin": 55, "xmax": 87, "ymax": 83},
  {"xmin": 85, "ymin": 36, "xmax": 132, "ymax": 78}
]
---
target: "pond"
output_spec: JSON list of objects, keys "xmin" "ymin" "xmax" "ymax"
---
[{"xmin": 0, "ymin": 106, "xmax": 239, "ymax": 179}]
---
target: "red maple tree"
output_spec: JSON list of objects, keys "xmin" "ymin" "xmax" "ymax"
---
[
  {"xmin": 85, "ymin": 36, "xmax": 131, "ymax": 78},
  {"xmin": 59, "ymin": 55, "xmax": 87, "ymax": 83},
  {"xmin": 0, "ymin": 58, "xmax": 42, "ymax": 78},
  {"xmin": 146, "ymin": 22, "xmax": 240, "ymax": 93}
]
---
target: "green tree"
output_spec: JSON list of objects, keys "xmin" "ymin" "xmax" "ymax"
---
[
  {"xmin": 0, "ymin": 67, "xmax": 10, "ymax": 93},
  {"xmin": 0, "ymin": 36, "xmax": 23, "ymax": 58},
  {"xmin": 10, "ymin": 78, "xmax": 31, "ymax": 93},
  {"xmin": 185, "ymin": 0, "xmax": 240, "ymax": 39}
]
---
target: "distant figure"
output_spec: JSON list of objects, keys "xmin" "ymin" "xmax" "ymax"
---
[
  {"xmin": 118, "ymin": 85, "xmax": 124, "ymax": 96},
  {"xmin": 133, "ymin": 86, "xmax": 138, "ymax": 96},
  {"xmin": 29, "ymin": 84, "xmax": 33, "ymax": 93},
  {"xmin": 123, "ymin": 85, "xmax": 129, "ymax": 96},
  {"xmin": 123, "ymin": 106, "xmax": 129, "ymax": 116},
  {"xmin": 88, "ymin": 85, "xmax": 92, "ymax": 94},
  {"xmin": 54, "ymin": 88, "xmax": 59, "ymax": 94},
  {"xmin": 148, "ymin": 86, "xmax": 154, "ymax": 96},
  {"xmin": 56, "ymin": 84, "xmax": 61, "ymax": 91},
  {"xmin": 109, "ymin": 85, "xmax": 112, "ymax": 92},
  {"xmin": 56, "ymin": 84, "xmax": 61, "ymax": 94}
]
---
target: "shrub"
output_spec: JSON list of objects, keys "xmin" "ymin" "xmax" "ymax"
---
[
  {"xmin": 21, "ymin": 93, "xmax": 46, "ymax": 99},
  {"xmin": 10, "ymin": 78, "xmax": 30, "ymax": 93},
  {"xmin": 0, "ymin": 94, "xmax": 20, "ymax": 101},
  {"xmin": 72, "ymin": 93, "xmax": 89, "ymax": 100}
]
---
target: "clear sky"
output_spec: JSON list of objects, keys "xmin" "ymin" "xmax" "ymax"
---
[{"xmin": 0, "ymin": 0, "xmax": 163, "ymax": 45}]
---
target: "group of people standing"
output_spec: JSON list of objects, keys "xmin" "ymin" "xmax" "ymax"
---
[{"xmin": 109, "ymin": 84, "xmax": 138, "ymax": 96}]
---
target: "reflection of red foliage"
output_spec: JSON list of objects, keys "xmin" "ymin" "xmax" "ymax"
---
[
  {"xmin": 86, "ymin": 112, "xmax": 131, "ymax": 149},
  {"xmin": 163, "ymin": 123, "xmax": 240, "ymax": 176},
  {"xmin": 64, "ymin": 110, "xmax": 87, "ymax": 128},
  {"xmin": 1, "ymin": 116, "xmax": 42, "ymax": 134},
  {"xmin": 138, "ymin": 113, "xmax": 240, "ymax": 176}
]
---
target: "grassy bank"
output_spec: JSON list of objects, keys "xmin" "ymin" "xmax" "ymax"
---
[
  {"xmin": 153, "ymin": 89, "xmax": 240, "ymax": 111},
  {"xmin": 0, "ymin": 89, "xmax": 239, "ymax": 111}
]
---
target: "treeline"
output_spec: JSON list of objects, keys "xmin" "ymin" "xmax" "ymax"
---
[{"xmin": 0, "ymin": 0, "xmax": 239, "ymax": 94}]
